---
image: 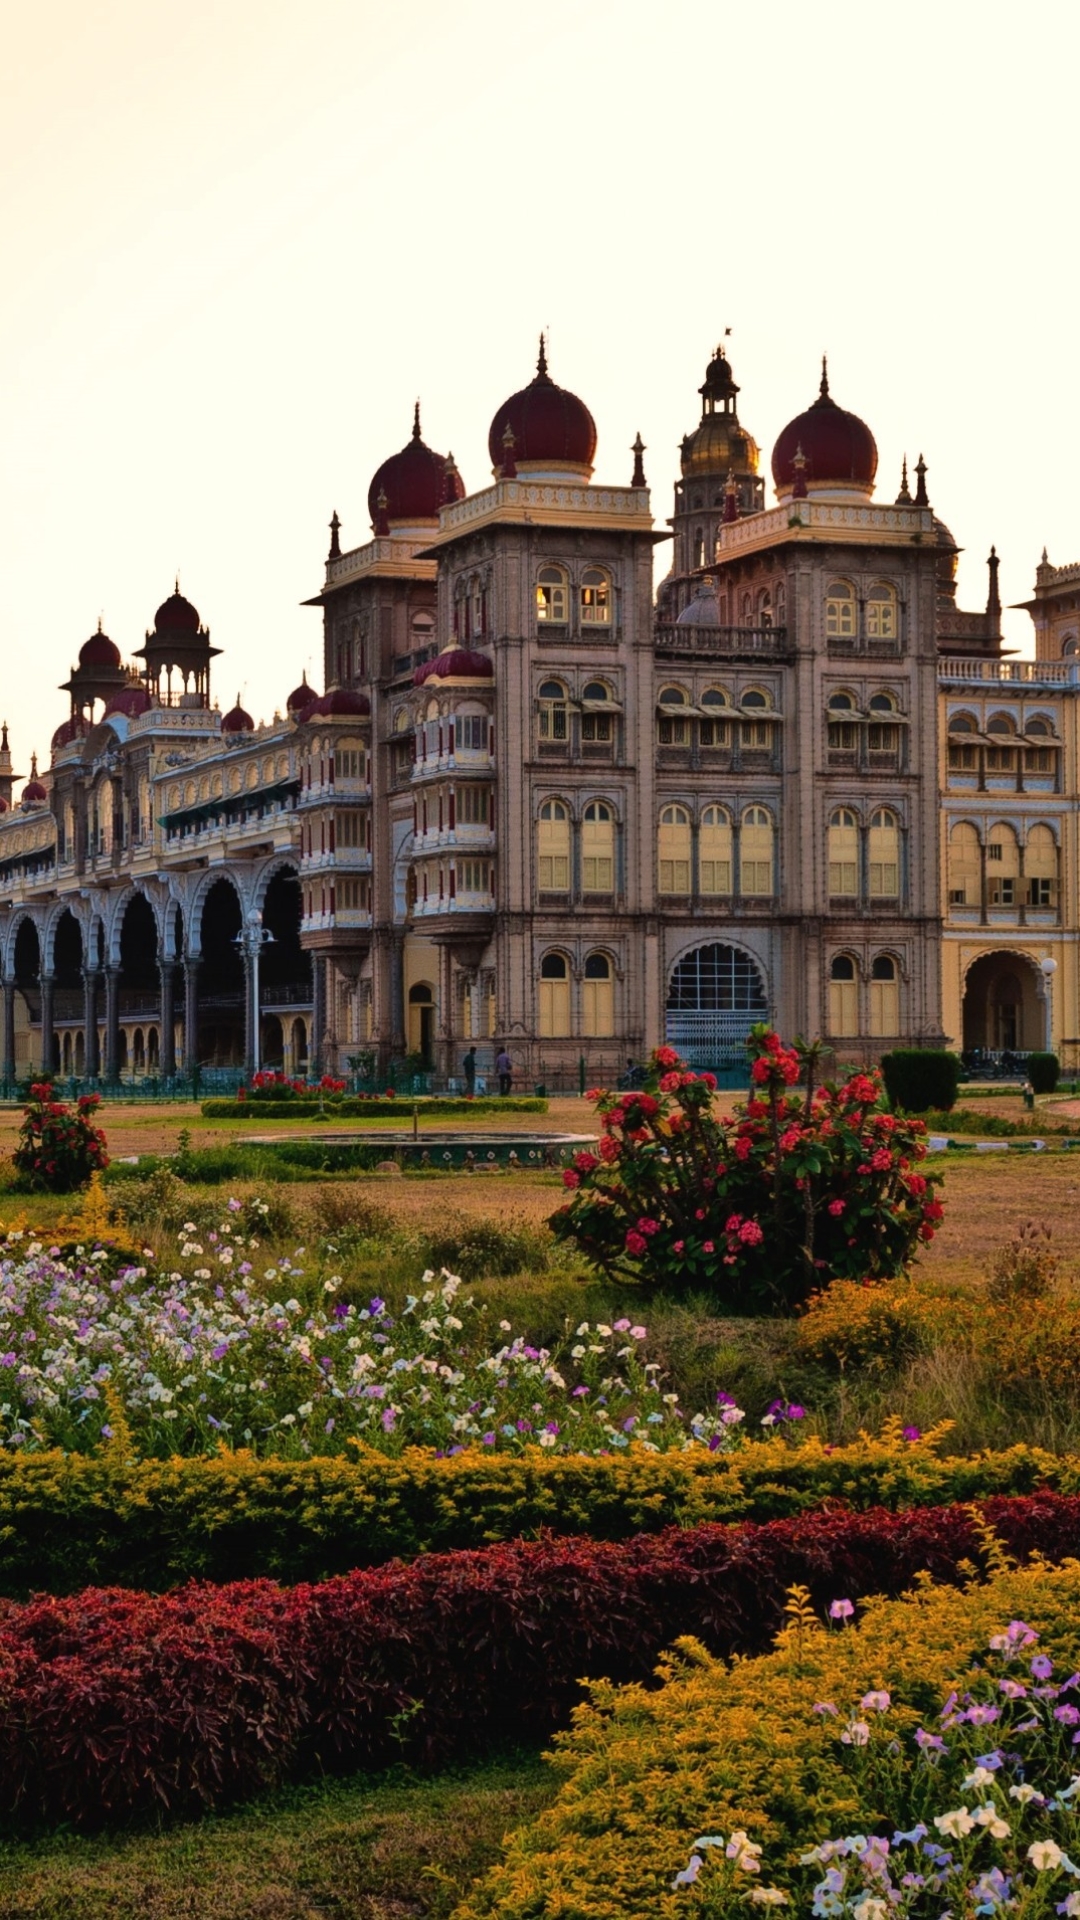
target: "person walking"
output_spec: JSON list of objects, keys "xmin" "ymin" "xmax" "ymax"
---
[
  {"xmin": 495, "ymin": 1045, "xmax": 512, "ymax": 1096},
  {"xmin": 462, "ymin": 1046, "xmax": 477, "ymax": 1096}
]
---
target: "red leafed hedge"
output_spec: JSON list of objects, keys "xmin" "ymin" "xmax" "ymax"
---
[{"xmin": 4, "ymin": 1492, "xmax": 1080, "ymax": 1829}]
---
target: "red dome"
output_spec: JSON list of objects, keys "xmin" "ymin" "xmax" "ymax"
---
[
  {"xmin": 155, "ymin": 588, "xmax": 201, "ymax": 634},
  {"xmin": 22, "ymin": 779, "xmax": 47, "ymax": 803},
  {"xmin": 51, "ymin": 717, "xmax": 83, "ymax": 751},
  {"xmin": 222, "ymin": 701, "xmax": 254, "ymax": 734},
  {"xmin": 287, "ymin": 674, "xmax": 318, "ymax": 714},
  {"xmin": 487, "ymin": 339, "xmax": 597, "ymax": 476},
  {"xmin": 367, "ymin": 405, "xmax": 465, "ymax": 530},
  {"xmin": 103, "ymin": 687, "xmax": 151, "ymax": 720},
  {"xmin": 771, "ymin": 362, "xmax": 877, "ymax": 493},
  {"xmin": 305, "ymin": 688, "xmax": 371, "ymax": 717},
  {"xmin": 414, "ymin": 647, "xmax": 493, "ymax": 686},
  {"xmin": 79, "ymin": 625, "xmax": 121, "ymax": 669}
]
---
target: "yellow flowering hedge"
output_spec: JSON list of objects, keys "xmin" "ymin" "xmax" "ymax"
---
[
  {"xmin": 797, "ymin": 1276, "xmax": 1080, "ymax": 1392},
  {"xmin": 0, "ymin": 1428, "xmax": 1075, "ymax": 1593},
  {"xmin": 452, "ymin": 1560, "xmax": 1080, "ymax": 1920}
]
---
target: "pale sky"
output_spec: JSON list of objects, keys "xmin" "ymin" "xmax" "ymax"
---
[{"xmin": 2, "ymin": 0, "xmax": 1076, "ymax": 788}]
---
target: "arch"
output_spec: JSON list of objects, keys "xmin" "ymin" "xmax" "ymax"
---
[
  {"xmin": 257, "ymin": 863, "xmax": 310, "ymax": 1000},
  {"xmin": 1024, "ymin": 823, "xmax": 1058, "ymax": 909},
  {"xmin": 196, "ymin": 875, "xmax": 245, "ymax": 1067},
  {"xmin": 829, "ymin": 953, "xmax": 859, "ymax": 1035},
  {"xmin": 119, "ymin": 892, "xmax": 159, "ymax": 991},
  {"xmin": 582, "ymin": 952, "xmax": 614, "ymax": 1036},
  {"xmin": 828, "ymin": 807, "xmax": 859, "ymax": 898},
  {"xmin": 699, "ymin": 804, "xmax": 732, "ymax": 896},
  {"xmin": 869, "ymin": 689, "xmax": 898, "ymax": 712},
  {"xmin": 580, "ymin": 566, "xmax": 611, "ymax": 626},
  {"xmin": 868, "ymin": 807, "xmax": 900, "ymax": 899},
  {"xmin": 828, "ymin": 690, "xmax": 857, "ymax": 711},
  {"xmin": 962, "ymin": 949, "xmax": 1045, "ymax": 1052},
  {"xmin": 986, "ymin": 712, "xmax": 1016, "ymax": 735},
  {"xmin": 12, "ymin": 916, "xmax": 41, "ymax": 987},
  {"xmin": 825, "ymin": 579, "xmax": 856, "ymax": 639},
  {"xmin": 657, "ymin": 804, "xmax": 691, "ymax": 895},
  {"xmin": 948, "ymin": 820, "xmax": 981, "ymax": 907},
  {"xmin": 407, "ymin": 981, "xmax": 436, "ymax": 1064},
  {"xmin": 536, "ymin": 564, "xmax": 569, "ymax": 624},
  {"xmin": 291, "ymin": 1016, "xmax": 309, "ymax": 1076},
  {"xmin": 147, "ymin": 1027, "xmax": 159, "ymax": 1072},
  {"xmin": 132, "ymin": 1028, "xmax": 145, "ymax": 1075},
  {"xmin": 664, "ymin": 941, "xmax": 769, "ymax": 1072},
  {"xmin": 51, "ymin": 908, "xmax": 84, "ymax": 990},
  {"xmin": 740, "ymin": 805, "xmax": 774, "ymax": 896},
  {"xmin": 869, "ymin": 953, "xmax": 900, "ymax": 1037},
  {"xmin": 538, "ymin": 951, "xmax": 571, "ymax": 1039},
  {"xmin": 537, "ymin": 679, "xmax": 569, "ymax": 743},
  {"xmin": 581, "ymin": 800, "xmax": 615, "ymax": 893},
  {"xmin": 948, "ymin": 711, "xmax": 977, "ymax": 733},
  {"xmin": 1026, "ymin": 714, "xmax": 1056, "ymax": 737},
  {"xmin": 865, "ymin": 581, "xmax": 898, "ymax": 639},
  {"xmin": 537, "ymin": 798, "xmax": 570, "ymax": 891},
  {"xmin": 987, "ymin": 821, "xmax": 1021, "ymax": 906},
  {"xmin": 741, "ymin": 686, "xmax": 772, "ymax": 709}
]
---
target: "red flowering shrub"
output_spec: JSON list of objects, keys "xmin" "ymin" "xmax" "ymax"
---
[
  {"xmin": 242, "ymin": 1071, "xmax": 347, "ymax": 1100},
  {"xmin": 12, "ymin": 1084, "xmax": 108, "ymax": 1192},
  {"xmin": 550, "ymin": 1028, "xmax": 943, "ymax": 1312},
  {"xmin": 0, "ymin": 1493, "xmax": 1077, "ymax": 1826}
]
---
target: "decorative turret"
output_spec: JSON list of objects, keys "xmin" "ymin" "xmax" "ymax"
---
[
  {"xmin": 134, "ymin": 582, "xmax": 220, "ymax": 708},
  {"xmin": 0, "ymin": 723, "xmax": 20, "ymax": 807}
]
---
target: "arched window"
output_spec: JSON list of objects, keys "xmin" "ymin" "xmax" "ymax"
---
[
  {"xmin": 948, "ymin": 712, "xmax": 978, "ymax": 773},
  {"xmin": 869, "ymin": 955, "xmax": 899, "ymax": 1037},
  {"xmin": 1064, "ymin": 635, "xmax": 1079, "ymax": 657},
  {"xmin": 987, "ymin": 822, "xmax": 1020, "ymax": 905},
  {"xmin": 948, "ymin": 822, "xmax": 981, "ymax": 907},
  {"xmin": 827, "ymin": 688, "xmax": 858, "ymax": 752},
  {"xmin": 699, "ymin": 687, "xmax": 731, "ymax": 748},
  {"xmin": 1026, "ymin": 715, "xmax": 1053, "ymax": 736},
  {"xmin": 741, "ymin": 592, "xmax": 753, "ymax": 623},
  {"xmin": 582, "ymin": 952, "xmax": 614, "ymax": 1037},
  {"xmin": 536, "ymin": 565, "xmax": 569, "ymax": 624},
  {"xmin": 537, "ymin": 799, "xmax": 570, "ymax": 891},
  {"xmin": 657, "ymin": 685, "xmax": 690, "ymax": 747},
  {"xmin": 581, "ymin": 679, "xmax": 614, "ymax": 745},
  {"xmin": 825, "ymin": 580, "xmax": 856, "ymax": 640},
  {"xmin": 740, "ymin": 805, "xmax": 773, "ymax": 896},
  {"xmin": 581, "ymin": 800, "xmax": 615, "ymax": 893},
  {"xmin": 868, "ymin": 689, "xmax": 900, "ymax": 752},
  {"xmin": 775, "ymin": 582, "xmax": 786, "ymax": 626},
  {"xmin": 868, "ymin": 808, "xmax": 900, "ymax": 899},
  {"xmin": 740, "ymin": 687, "xmax": 774, "ymax": 750},
  {"xmin": 539, "ymin": 952, "xmax": 571, "ymax": 1038},
  {"xmin": 829, "ymin": 954, "xmax": 859, "ymax": 1035},
  {"xmin": 949, "ymin": 713, "xmax": 976, "ymax": 732},
  {"xmin": 866, "ymin": 583, "xmax": 898, "ymax": 640},
  {"xmin": 699, "ymin": 805, "xmax": 732, "ymax": 896},
  {"xmin": 1025, "ymin": 823, "xmax": 1058, "ymax": 909},
  {"xmin": 986, "ymin": 712, "xmax": 1018, "ymax": 774},
  {"xmin": 757, "ymin": 588, "xmax": 773, "ymax": 629},
  {"xmin": 580, "ymin": 568, "xmax": 611, "ymax": 625},
  {"xmin": 694, "ymin": 529, "xmax": 705, "ymax": 569},
  {"xmin": 538, "ymin": 679, "xmax": 569, "ymax": 743},
  {"xmin": 828, "ymin": 690, "xmax": 856, "ymax": 710},
  {"xmin": 1025, "ymin": 715, "xmax": 1058, "ymax": 776},
  {"xmin": 657, "ymin": 804, "xmax": 691, "ymax": 895},
  {"xmin": 828, "ymin": 808, "xmax": 859, "ymax": 898}
]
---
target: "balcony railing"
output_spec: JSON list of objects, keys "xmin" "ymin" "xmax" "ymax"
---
[{"xmin": 654, "ymin": 624, "xmax": 790, "ymax": 659}]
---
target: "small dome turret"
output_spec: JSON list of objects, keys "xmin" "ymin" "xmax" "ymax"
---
[
  {"xmin": 771, "ymin": 359, "xmax": 877, "ymax": 497},
  {"xmin": 487, "ymin": 338, "xmax": 596, "ymax": 480},
  {"xmin": 221, "ymin": 698, "xmax": 254, "ymax": 735}
]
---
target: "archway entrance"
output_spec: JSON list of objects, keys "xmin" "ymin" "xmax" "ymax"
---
[
  {"xmin": 665, "ymin": 942, "xmax": 768, "ymax": 1082},
  {"xmin": 408, "ymin": 982, "xmax": 435, "ymax": 1065},
  {"xmin": 198, "ymin": 878, "xmax": 244, "ymax": 1066},
  {"xmin": 963, "ymin": 950, "xmax": 1045, "ymax": 1055}
]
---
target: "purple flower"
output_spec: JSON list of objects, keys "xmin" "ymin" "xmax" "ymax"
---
[
  {"xmin": 482, "ymin": 1433, "xmax": 496, "ymax": 1445},
  {"xmin": 0, "ymin": 1353, "xmax": 15, "ymax": 1367},
  {"xmin": 914, "ymin": 1728, "xmax": 947, "ymax": 1753},
  {"xmin": 829, "ymin": 1598, "xmax": 854, "ymax": 1621},
  {"xmin": 381, "ymin": 1407, "xmax": 396, "ymax": 1431},
  {"xmin": 211, "ymin": 1342, "xmax": 229, "ymax": 1360},
  {"xmin": 1032, "ymin": 1654, "xmax": 1054, "ymax": 1680},
  {"xmin": 902, "ymin": 1425, "xmax": 921, "ymax": 1441},
  {"xmin": 572, "ymin": 1385, "xmax": 589, "ymax": 1398}
]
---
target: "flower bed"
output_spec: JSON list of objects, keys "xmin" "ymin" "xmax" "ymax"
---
[
  {"xmin": 4, "ymin": 1497, "xmax": 1080, "ymax": 1828},
  {"xmin": 0, "ymin": 1432, "xmax": 1071, "ymax": 1597},
  {"xmin": 454, "ymin": 1559, "xmax": 1080, "ymax": 1920}
]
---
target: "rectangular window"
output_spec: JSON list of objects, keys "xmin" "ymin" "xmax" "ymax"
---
[
  {"xmin": 949, "ymin": 888, "xmax": 967, "ymax": 906},
  {"xmin": 948, "ymin": 744, "xmax": 978, "ymax": 770},
  {"xmin": 1026, "ymin": 747, "xmax": 1054, "ymax": 772},
  {"xmin": 742, "ymin": 721, "xmax": 772, "ymax": 749},
  {"xmin": 868, "ymin": 723, "xmax": 899, "ymax": 751},
  {"xmin": 336, "ymin": 812, "xmax": 369, "ymax": 848},
  {"xmin": 537, "ymin": 853, "xmax": 569, "ymax": 890},
  {"xmin": 581, "ymin": 712, "xmax": 612, "ymax": 742},
  {"xmin": 539, "ymin": 706, "xmax": 568, "ymax": 741},
  {"xmin": 699, "ymin": 858, "xmax": 731, "ymax": 894},
  {"xmin": 336, "ymin": 749, "xmax": 366, "ymax": 781},
  {"xmin": 986, "ymin": 746, "xmax": 1017, "ymax": 772},
  {"xmin": 658, "ymin": 716, "xmax": 689, "ymax": 745},
  {"xmin": 868, "ymin": 860, "xmax": 899, "ymax": 898},
  {"xmin": 658, "ymin": 858, "xmax": 691, "ymax": 893},
  {"xmin": 699, "ymin": 718, "xmax": 730, "ymax": 748},
  {"xmin": 990, "ymin": 877, "xmax": 1016, "ymax": 905},
  {"xmin": 829, "ymin": 860, "xmax": 858, "ymax": 895},
  {"xmin": 457, "ymin": 860, "xmax": 489, "ymax": 893},
  {"xmin": 336, "ymin": 876, "xmax": 371, "ymax": 911},
  {"xmin": 457, "ymin": 716, "xmax": 487, "ymax": 751},
  {"xmin": 457, "ymin": 785, "xmax": 489, "ymax": 824},
  {"xmin": 1028, "ymin": 877, "xmax": 1055, "ymax": 907},
  {"xmin": 582, "ymin": 854, "xmax": 614, "ymax": 892},
  {"xmin": 828, "ymin": 722, "xmax": 859, "ymax": 750}
]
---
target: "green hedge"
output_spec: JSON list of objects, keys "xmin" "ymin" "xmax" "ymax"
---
[
  {"xmin": 880, "ymin": 1049, "xmax": 962, "ymax": 1113},
  {"xmin": 201, "ymin": 1095, "xmax": 549, "ymax": 1119},
  {"xmin": 1029, "ymin": 1051, "xmax": 1060, "ymax": 1093},
  {"xmin": 0, "ymin": 1435, "xmax": 1072, "ymax": 1597}
]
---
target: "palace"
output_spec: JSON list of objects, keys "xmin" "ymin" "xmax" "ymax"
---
[{"xmin": 0, "ymin": 340, "xmax": 1074, "ymax": 1086}]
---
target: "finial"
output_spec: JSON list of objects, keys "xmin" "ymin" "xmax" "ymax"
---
[
  {"xmin": 1, "ymin": 723, "xmax": 8, "ymax": 751},
  {"xmin": 791, "ymin": 443, "xmax": 808, "ymax": 501},
  {"xmin": 987, "ymin": 545, "xmax": 1002, "ymax": 628},
  {"xmin": 412, "ymin": 401, "xmax": 421, "ymax": 441},
  {"xmin": 722, "ymin": 468, "xmax": 739, "ymax": 523},
  {"xmin": 631, "ymin": 432, "xmax": 646, "ymax": 489},
  {"xmin": 97, "ymin": 613, "xmax": 103, "ymax": 634},
  {"xmin": 914, "ymin": 453, "xmax": 928, "ymax": 507},
  {"xmin": 819, "ymin": 354, "xmax": 829, "ymax": 398},
  {"xmin": 895, "ymin": 456, "xmax": 912, "ymax": 505},
  {"xmin": 328, "ymin": 510, "xmax": 341, "ymax": 561},
  {"xmin": 536, "ymin": 332, "xmax": 548, "ymax": 378},
  {"xmin": 1042, "ymin": 546, "xmax": 1050, "ymax": 564},
  {"xmin": 443, "ymin": 451, "xmax": 461, "ymax": 501},
  {"xmin": 30, "ymin": 752, "xmax": 37, "ymax": 778},
  {"xmin": 500, "ymin": 424, "xmax": 517, "ymax": 480},
  {"xmin": 175, "ymin": 573, "xmax": 180, "ymax": 595}
]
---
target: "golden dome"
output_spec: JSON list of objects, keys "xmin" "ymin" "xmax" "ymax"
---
[{"xmin": 681, "ymin": 413, "xmax": 760, "ymax": 478}]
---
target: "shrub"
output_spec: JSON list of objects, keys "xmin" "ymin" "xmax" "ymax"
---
[
  {"xmin": 418, "ymin": 1213, "xmax": 556, "ymax": 1281},
  {"xmin": 550, "ymin": 1031, "xmax": 944, "ymax": 1312},
  {"xmin": 0, "ymin": 1432, "xmax": 1072, "ymax": 1596},
  {"xmin": 11, "ymin": 1084, "xmax": 109, "ymax": 1192},
  {"xmin": 880, "ymin": 1048, "xmax": 962, "ymax": 1113},
  {"xmin": 200, "ymin": 1095, "xmax": 548, "ymax": 1119},
  {"xmin": 1029, "ymin": 1051, "xmax": 1060, "ymax": 1093},
  {"xmin": 5, "ymin": 1497, "xmax": 1080, "ymax": 1828},
  {"xmin": 986, "ymin": 1219, "xmax": 1061, "ymax": 1303},
  {"xmin": 454, "ymin": 1560, "xmax": 1080, "ymax": 1920}
]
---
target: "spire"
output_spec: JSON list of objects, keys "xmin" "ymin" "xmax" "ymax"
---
[
  {"xmin": 412, "ymin": 401, "xmax": 421, "ymax": 441},
  {"xmin": 631, "ymin": 432, "xmax": 646, "ymax": 489},
  {"xmin": 536, "ymin": 332, "xmax": 549, "ymax": 380},
  {"xmin": 443, "ymin": 451, "xmax": 461, "ymax": 501},
  {"xmin": 914, "ymin": 454, "xmax": 928, "ymax": 508},
  {"xmin": 97, "ymin": 614, "xmax": 104, "ymax": 634},
  {"xmin": 895, "ymin": 456, "xmax": 912, "ymax": 505},
  {"xmin": 986, "ymin": 545, "xmax": 1002, "ymax": 633},
  {"xmin": 819, "ymin": 354, "xmax": 829, "ymax": 399},
  {"xmin": 374, "ymin": 487, "xmax": 390, "ymax": 537},
  {"xmin": 29, "ymin": 752, "xmax": 37, "ymax": 779},
  {"xmin": 499, "ymin": 424, "xmax": 517, "ymax": 480},
  {"xmin": 722, "ymin": 468, "xmax": 739, "ymax": 523},
  {"xmin": 328, "ymin": 510, "xmax": 341, "ymax": 561},
  {"xmin": 1, "ymin": 724, "xmax": 8, "ymax": 753},
  {"xmin": 791, "ymin": 443, "xmax": 808, "ymax": 501}
]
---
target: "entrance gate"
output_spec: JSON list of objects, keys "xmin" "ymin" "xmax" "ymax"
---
[{"xmin": 665, "ymin": 942, "xmax": 769, "ymax": 1085}]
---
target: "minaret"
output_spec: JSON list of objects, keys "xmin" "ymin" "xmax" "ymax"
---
[
  {"xmin": 664, "ymin": 340, "xmax": 764, "ymax": 616},
  {"xmin": 0, "ymin": 723, "xmax": 19, "ymax": 808}
]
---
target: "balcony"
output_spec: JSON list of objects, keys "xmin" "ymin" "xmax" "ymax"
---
[{"xmin": 654, "ymin": 623, "xmax": 791, "ymax": 661}]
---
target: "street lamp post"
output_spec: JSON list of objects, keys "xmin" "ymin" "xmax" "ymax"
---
[
  {"xmin": 235, "ymin": 909, "xmax": 275, "ymax": 1078},
  {"xmin": 1040, "ymin": 956, "xmax": 1058, "ymax": 1055}
]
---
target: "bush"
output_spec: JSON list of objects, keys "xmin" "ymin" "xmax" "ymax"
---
[
  {"xmin": 200, "ymin": 1095, "xmax": 548, "ymax": 1119},
  {"xmin": 5, "ymin": 1497, "xmax": 1080, "ymax": 1829},
  {"xmin": 0, "ymin": 1432, "xmax": 1072, "ymax": 1596},
  {"xmin": 455, "ymin": 1560, "xmax": 1080, "ymax": 1920},
  {"xmin": 11, "ymin": 1084, "xmax": 109, "ymax": 1192},
  {"xmin": 550, "ymin": 1031, "xmax": 944, "ymax": 1312},
  {"xmin": 1029, "ymin": 1050, "xmax": 1060, "ymax": 1093},
  {"xmin": 880, "ymin": 1048, "xmax": 962, "ymax": 1113}
]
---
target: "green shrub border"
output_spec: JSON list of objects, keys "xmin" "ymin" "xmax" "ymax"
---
[
  {"xmin": 0, "ymin": 1436, "xmax": 1071, "ymax": 1597},
  {"xmin": 200, "ymin": 1096, "xmax": 548, "ymax": 1120}
]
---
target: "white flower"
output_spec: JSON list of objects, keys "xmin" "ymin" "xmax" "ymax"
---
[
  {"xmin": 852, "ymin": 1901, "xmax": 888, "ymax": 1920},
  {"xmin": 964, "ymin": 1767, "xmax": 998, "ymax": 1790},
  {"xmin": 1029, "ymin": 1841, "xmax": 1064, "ymax": 1871},
  {"xmin": 974, "ymin": 1806, "xmax": 1010, "ymax": 1839},
  {"xmin": 841, "ymin": 1720, "xmax": 871, "ymax": 1747},
  {"xmin": 861, "ymin": 1690, "xmax": 891, "ymax": 1713},
  {"xmin": 1010, "ymin": 1784, "xmax": 1040, "ymax": 1805},
  {"xmin": 749, "ymin": 1891, "xmax": 787, "ymax": 1906},
  {"xmin": 935, "ymin": 1808, "xmax": 975, "ymax": 1839}
]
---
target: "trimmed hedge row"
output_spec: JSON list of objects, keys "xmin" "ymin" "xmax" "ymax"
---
[
  {"xmin": 3, "ymin": 1493, "xmax": 1080, "ymax": 1828},
  {"xmin": 0, "ymin": 1436, "xmax": 1072, "ymax": 1596},
  {"xmin": 200, "ymin": 1095, "xmax": 548, "ymax": 1119}
]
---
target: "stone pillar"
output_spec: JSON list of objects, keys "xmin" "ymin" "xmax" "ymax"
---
[
  {"xmin": 242, "ymin": 951, "xmax": 256, "ymax": 1081},
  {"xmin": 83, "ymin": 969, "xmax": 100, "ymax": 1079},
  {"xmin": 159, "ymin": 962, "xmax": 176, "ymax": 1078},
  {"xmin": 103, "ymin": 967, "xmax": 120, "ymax": 1083},
  {"xmin": 40, "ymin": 972, "xmax": 56, "ymax": 1079},
  {"xmin": 437, "ymin": 945, "xmax": 454, "ymax": 1082},
  {"xmin": 311, "ymin": 956, "xmax": 326, "ymax": 1077},
  {"xmin": 183, "ymin": 957, "xmax": 200, "ymax": 1074},
  {"xmin": 2, "ymin": 977, "xmax": 15, "ymax": 1087},
  {"xmin": 389, "ymin": 934, "xmax": 405, "ymax": 1055}
]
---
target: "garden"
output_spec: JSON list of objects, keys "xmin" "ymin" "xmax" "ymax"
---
[{"xmin": 3, "ymin": 1040, "xmax": 1080, "ymax": 1915}]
